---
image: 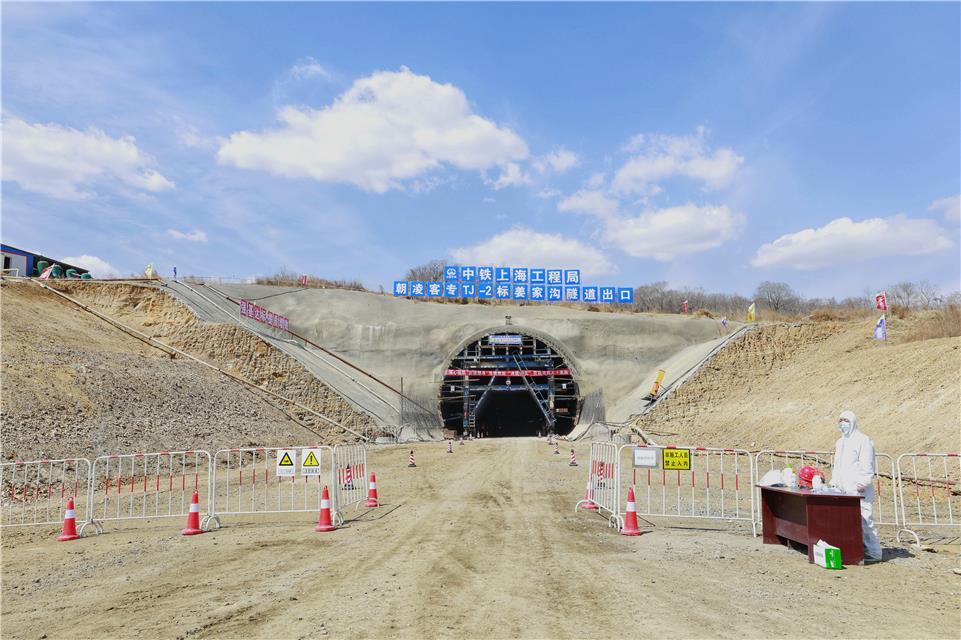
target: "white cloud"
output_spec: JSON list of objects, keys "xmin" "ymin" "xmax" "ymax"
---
[
  {"xmin": 602, "ymin": 203, "xmax": 745, "ymax": 261},
  {"xmin": 929, "ymin": 195, "xmax": 960, "ymax": 222},
  {"xmin": 557, "ymin": 189, "xmax": 619, "ymax": 219},
  {"xmin": 60, "ymin": 255, "xmax": 121, "ymax": 278},
  {"xmin": 585, "ymin": 172, "xmax": 606, "ymax": 189},
  {"xmin": 450, "ymin": 227, "xmax": 616, "ymax": 276},
  {"xmin": 535, "ymin": 188, "xmax": 561, "ymax": 199},
  {"xmin": 482, "ymin": 196, "xmax": 496, "ymax": 203},
  {"xmin": 2, "ymin": 117, "xmax": 175, "ymax": 200},
  {"xmin": 167, "ymin": 229, "xmax": 208, "ymax": 243},
  {"xmin": 613, "ymin": 127, "xmax": 743, "ymax": 195},
  {"xmin": 489, "ymin": 162, "xmax": 532, "ymax": 189},
  {"xmin": 751, "ymin": 214, "xmax": 954, "ymax": 270},
  {"xmin": 532, "ymin": 148, "xmax": 580, "ymax": 174},
  {"xmin": 218, "ymin": 67, "xmax": 528, "ymax": 193},
  {"xmin": 288, "ymin": 57, "xmax": 332, "ymax": 81}
]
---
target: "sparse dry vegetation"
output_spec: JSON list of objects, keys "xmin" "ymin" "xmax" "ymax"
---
[
  {"xmin": 905, "ymin": 305, "xmax": 961, "ymax": 342},
  {"xmin": 254, "ymin": 269, "xmax": 366, "ymax": 291}
]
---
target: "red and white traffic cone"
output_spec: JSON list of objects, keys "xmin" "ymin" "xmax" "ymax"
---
[
  {"xmin": 181, "ymin": 490, "xmax": 204, "ymax": 536},
  {"xmin": 448, "ymin": 440, "xmax": 453, "ymax": 454},
  {"xmin": 554, "ymin": 443, "xmax": 560, "ymax": 455},
  {"xmin": 344, "ymin": 465, "xmax": 354, "ymax": 490},
  {"xmin": 58, "ymin": 497, "xmax": 81, "ymax": 542},
  {"xmin": 315, "ymin": 485, "xmax": 337, "ymax": 532},
  {"xmin": 621, "ymin": 486, "xmax": 642, "ymax": 536},
  {"xmin": 408, "ymin": 450, "xmax": 416, "ymax": 467},
  {"xmin": 365, "ymin": 473, "xmax": 380, "ymax": 508},
  {"xmin": 581, "ymin": 479, "xmax": 598, "ymax": 510},
  {"xmin": 569, "ymin": 449, "xmax": 578, "ymax": 466}
]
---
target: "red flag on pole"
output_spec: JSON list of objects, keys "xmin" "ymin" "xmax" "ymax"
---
[{"xmin": 875, "ymin": 292, "xmax": 887, "ymax": 311}]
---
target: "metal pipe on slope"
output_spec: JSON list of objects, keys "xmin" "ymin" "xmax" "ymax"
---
[{"xmin": 33, "ymin": 280, "xmax": 368, "ymax": 442}]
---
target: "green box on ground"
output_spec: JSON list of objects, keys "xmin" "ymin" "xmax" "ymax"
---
[{"xmin": 813, "ymin": 540, "xmax": 843, "ymax": 569}]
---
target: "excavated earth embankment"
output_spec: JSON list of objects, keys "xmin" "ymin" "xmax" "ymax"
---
[
  {"xmin": 632, "ymin": 317, "xmax": 961, "ymax": 455},
  {"xmin": 1, "ymin": 280, "xmax": 372, "ymax": 460}
]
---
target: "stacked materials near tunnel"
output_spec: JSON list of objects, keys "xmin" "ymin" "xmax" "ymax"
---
[{"xmin": 439, "ymin": 331, "xmax": 579, "ymax": 437}]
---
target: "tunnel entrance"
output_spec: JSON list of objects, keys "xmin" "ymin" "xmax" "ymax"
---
[{"xmin": 439, "ymin": 331, "xmax": 580, "ymax": 437}]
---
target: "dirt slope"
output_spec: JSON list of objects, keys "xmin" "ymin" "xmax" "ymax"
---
[
  {"xmin": 633, "ymin": 317, "xmax": 961, "ymax": 455},
  {"xmin": 0, "ymin": 281, "xmax": 370, "ymax": 461},
  {"xmin": 1, "ymin": 439, "xmax": 957, "ymax": 639}
]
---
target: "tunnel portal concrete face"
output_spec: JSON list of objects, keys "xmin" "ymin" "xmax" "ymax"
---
[{"xmin": 439, "ymin": 328, "xmax": 580, "ymax": 437}]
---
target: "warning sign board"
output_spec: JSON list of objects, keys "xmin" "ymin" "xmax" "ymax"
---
[
  {"xmin": 301, "ymin": 448, "xmax": 323, "ymax": 476},
  {"xmin": 276, "ymin": 449, "xmax": 296, "ymax": 477},
  {"xmin": 662, "ymin": 448, "xmax": 691, "ymax": 471}
]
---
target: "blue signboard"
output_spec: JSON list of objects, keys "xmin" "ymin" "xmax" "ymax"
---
[{"xmin": 393, "ymin": 265, "xmax": 633, "ymax": 305}]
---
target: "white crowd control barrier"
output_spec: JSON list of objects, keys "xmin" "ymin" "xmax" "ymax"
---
[
  {"xmin": 617, "ymin": 445, "xmax": 756, "ymax": 534},
  {"xmin": 210, "ymin": 446, "xmax": 336, "ymax": 524},
  {"xmin": 0, "ymin": 458, "xmax": 92, "ymax": 529},
  {"xmin": 85, "ymin": 451, "xmax": 213, "ymax": 534},
  {"xmin": 896, "ymin": 453, "xmax": 961, "ymax": 545},
  {"xmin": 333, "ymin": 443, "xmax": 368, "ymax": 515},
  {"xmin": 753, "ymin": 450, "xmax": 899, "ymax": 529},
  {"xmin": 574, "ymin": 442, "xmax": 625, "ymax": 529}
]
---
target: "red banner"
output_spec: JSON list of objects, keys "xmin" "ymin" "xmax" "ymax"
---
[
  {"xmin": 240, "ymin": 299, "xmax": 290, "ymax": 332},
  {"xmin": 445, "ymin": 369, "xmax": 571, "ymax": 377}
]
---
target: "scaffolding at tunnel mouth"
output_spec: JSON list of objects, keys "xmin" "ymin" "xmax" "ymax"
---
[{"xmin": 438, "ymin": 331, "xmax": 580, "ymax": 438}]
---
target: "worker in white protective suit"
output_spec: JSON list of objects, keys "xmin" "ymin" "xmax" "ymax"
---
[{"xmin": 830, "ymin": 410, "xmax": 883, "ymax": 561}]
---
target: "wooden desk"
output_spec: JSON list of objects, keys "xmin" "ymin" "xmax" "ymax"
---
[{"xmin": 759, "ymin": 485, "xmax": 864, "ymax": 566}]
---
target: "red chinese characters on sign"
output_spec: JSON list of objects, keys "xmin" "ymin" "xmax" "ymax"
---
[
  {"xmin": 240, "ymin": 299, "xmax": 290, "ymax": 332},
  {"xmin": 445, "ymin": 369, "xmax": 572, "ymax": 377}
]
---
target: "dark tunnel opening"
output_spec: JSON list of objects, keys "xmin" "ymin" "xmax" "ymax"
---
[{"xmin": 439, "ymin": 331, "xmax": 580, "ymax": 437}]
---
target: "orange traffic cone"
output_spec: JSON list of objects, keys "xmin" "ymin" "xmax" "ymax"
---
[
  {"xmin": 621, "ymin": 486, "xmax": 642, "ymax": 536},
  {"xmin": 181, "ymin": 490, "xmax": 204, "ymax": 536},
  {"xmin": 581, "ymin": 479, "xmax": 598, "ymax": 511},
  {"xmin": 365, "ymin": 473, "xmax": 380, "ymax": 508},
  {"xmin": 315, "ymin": 485, "xmax": 337, "ymax": 532},
  {"xmin": 58, "ymin": 497, "xmax": 81, "ymax": 542}
]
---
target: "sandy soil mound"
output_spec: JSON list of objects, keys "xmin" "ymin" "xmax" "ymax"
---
[
  {"xmin": 633, "ymin": 317, "xmax": 961, "ymax": 455},
  {"xmin": 0, "ymin": 281, "xmax": 371, "ymax": 461}
]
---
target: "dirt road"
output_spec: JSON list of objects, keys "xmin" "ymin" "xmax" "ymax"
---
[{"xmin": 2, "ymin": 439, "xmax": 958, "ymax": 639}]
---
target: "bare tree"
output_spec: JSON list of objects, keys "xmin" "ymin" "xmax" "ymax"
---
[
  {"xmin": 754, "ymin": 281, "xmax": 800, "ymax": 312},
  {"xmin": 888, "ymin": 281, "xmax": 919, "ymax": 308},
  {"xmin": 404, "ymin": 259, "xmax": 446, "ymax": 282}
]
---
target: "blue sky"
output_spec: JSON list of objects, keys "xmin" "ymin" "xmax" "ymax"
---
[{"xmin": 2, "ymin": 2, "xmax": 959, "ymax": 298}]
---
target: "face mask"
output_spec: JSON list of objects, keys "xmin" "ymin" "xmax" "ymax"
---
[{"xmin": 839, "ymin": 421, "xmax": 853, "ymax": 436}]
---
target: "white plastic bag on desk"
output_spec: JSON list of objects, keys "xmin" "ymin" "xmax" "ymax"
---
[{"xmin": 759, "ymin": 469, "xmax": 783, "ymax": 486}]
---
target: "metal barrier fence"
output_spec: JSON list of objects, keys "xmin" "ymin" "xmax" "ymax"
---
[
  {"xmin": 210, "ymin": 446, "xmax": 335, "ymax": 524},
  {"xmin": 617, "ymin": 445, "xmax": 756, "ymax": 534},
  {"xmin": 753, "ymin": 450, "xmax": 899, "ymax": 528},
  {"xmin": 575, "ymin": 442, "xmax": 619, "ymax": 527},
  {"xmin": 896, "ymin": 453, "xmax": 961, "ymax": 545},
  {"xmin": 85, "ymin": 451, "xmax": 213, "ymax": 534},
  {"xmin": 0, "ymin": 458, "xmax": 92, "ymax": 528},
  {"xmin": 333, "ymin": 443, "xmax": 368, "ymax": 515}
]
